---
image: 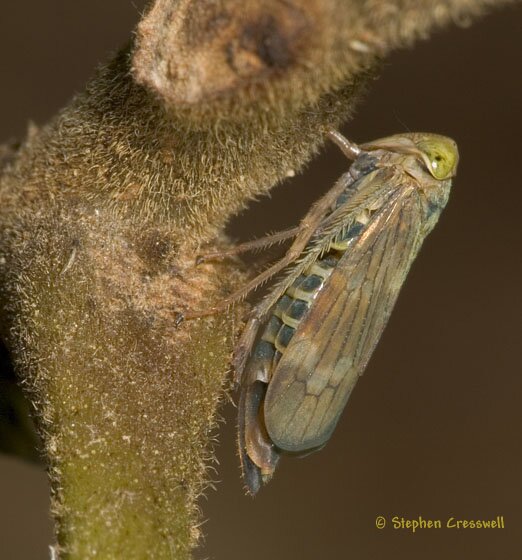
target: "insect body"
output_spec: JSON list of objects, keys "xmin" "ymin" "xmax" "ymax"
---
[{"xmin": 233, "ymin": 130, "xmax": 459, "ymax": 494}]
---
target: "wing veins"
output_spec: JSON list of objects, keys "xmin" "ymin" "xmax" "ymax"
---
[{"xmin": 265, "ymin": 187, "xmax": 423, "ymax": 450}]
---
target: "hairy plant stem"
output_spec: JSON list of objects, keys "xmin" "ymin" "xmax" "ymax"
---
[{"xmin": 0, "ymin": 0, "xmax": 513, "ymax": 557}]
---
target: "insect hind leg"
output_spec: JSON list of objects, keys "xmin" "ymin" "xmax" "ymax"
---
[
  {"xmin": 177, "ymin": 152, "xmax": 353, "ymax": 325},
  {"xmin": 196, "ymin": 226, "xmax": 301, "ymax": 265}
]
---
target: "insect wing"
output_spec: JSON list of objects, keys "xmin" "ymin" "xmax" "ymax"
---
[{"xmin": 264, "ymin": 187, "xmax": 424, "ymax": 452}]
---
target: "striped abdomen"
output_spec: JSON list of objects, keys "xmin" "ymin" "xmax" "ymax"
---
[{"xmin": 245, "ymin": 218, "xmax": 367, "ymax": 384}]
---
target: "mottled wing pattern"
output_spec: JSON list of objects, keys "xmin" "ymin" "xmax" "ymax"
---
[{"xmin": 264, "ymin": 186, "xmax": 424, "ymax": 452}]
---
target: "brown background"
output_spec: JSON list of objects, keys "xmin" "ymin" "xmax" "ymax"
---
[{"xmin": 1, "ymin": 2, "xmax": 521, "ymax": 559}]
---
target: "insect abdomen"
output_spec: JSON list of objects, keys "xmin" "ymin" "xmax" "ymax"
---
[
  {"xmin": 243, "ymin": 257, "xmax": 335, "ymax": 383},
  {"xmin": 246, "ymin": 220, "xmax": 367, "ymax": 385}
]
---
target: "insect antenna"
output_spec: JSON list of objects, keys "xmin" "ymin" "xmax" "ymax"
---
[{"xmin": 393, "ymin": 111, "xmax": 412, "ymax": 133}]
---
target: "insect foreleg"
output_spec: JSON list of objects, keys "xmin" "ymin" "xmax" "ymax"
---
[{"xmin": 326, "ymin": 128, "xmax": 361, "ymax": 160}]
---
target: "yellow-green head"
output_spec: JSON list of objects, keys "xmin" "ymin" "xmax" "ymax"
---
[{"xmin": 362, "ymin": 133, "xmax": 459, "ymax": 181}]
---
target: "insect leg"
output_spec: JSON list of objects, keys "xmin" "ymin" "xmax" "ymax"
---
[
  {"xmin": 326, "ymin": 128, "xmax": 361, "ymax": 160},
  {"xmin": 177, "ymin": 249, "xmax": 305, "ymax": 322},
  {"xmin": 177, "ymin": 172, "xmax": 353, "ymax": 323},
  {"xmin": 196, "ymin": 226, "xmax": 301, "ymax": 264}
]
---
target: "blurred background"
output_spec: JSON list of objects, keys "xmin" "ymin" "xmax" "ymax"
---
[{"xmin": 0, "ymin": 2, "xmax": 521, "ymax": 559}]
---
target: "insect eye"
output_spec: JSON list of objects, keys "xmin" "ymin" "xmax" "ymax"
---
[
  {"xmin": 427, "ymin": 151, "xmax": 452, "ymax": 179},
  {"xmin": 416, "ymin": 137, "xmax": 459, "ymax": 180}
]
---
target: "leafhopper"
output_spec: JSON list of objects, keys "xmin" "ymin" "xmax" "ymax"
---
[{"xmin": 178, "ymin": 129, "xmax": 459, "ymax": 494}]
